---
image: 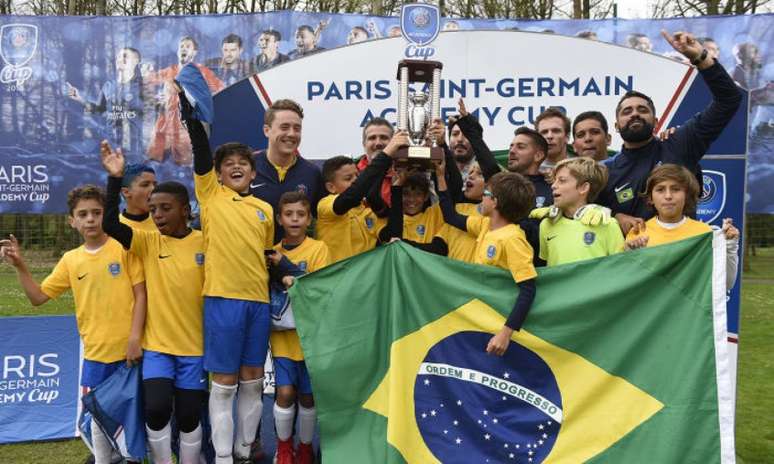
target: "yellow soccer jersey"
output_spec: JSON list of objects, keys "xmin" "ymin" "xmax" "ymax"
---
[
  {"xmin": 403, "ymin": 204, "xmax": 445, "ymax": 244},
  {"xmin": 270, "ymin": 237, "xmax": 331, "ymax": 361},
  {"xmin": 467, "ymin": 216, "xmax": 537, "ymax": 283},
  {"xmin": 627, "ymin": 217, "xmax": 711, "ymax": 247},
  {"xmin": 316, "ymin": 194, "xmax": 385, "ymax": 264},
  {"xmin": 40, "ymin": 238, "xmax": 144, "ymax": 363},
  {"xmin": 436, "ymin": 203, "xmax": 483, "ymax": 262},
  {"xmin": 119, "ymin": 213, "xmax": 157, "ymax": 232},
  {"xmin": 195, "ymin": 169, "xmax": 274, "ymax": 302},
  {"xmin": 130, "ymin": 229, "xmax": 205, "ymax": 356}
]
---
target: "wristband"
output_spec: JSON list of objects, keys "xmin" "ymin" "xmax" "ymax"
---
[{"xmin": 691, "ymin": 48, "xmax": 708, "ymax": 66}]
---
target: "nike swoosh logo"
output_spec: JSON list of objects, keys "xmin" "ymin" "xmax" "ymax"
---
[
  {"xmin": 546, "ymin": 236, "xmax": 557, "ymax": 241},
  {"xmin": 159, "ymin": 254, "xmax": 172, "ymax": 259},
  {"xmin": 250, "ymin": 183, "xmax": 266, "ymax": 189},
  {"xmin": 200, "ymin": 378, "xmax": 207, "ymax": 383},
  {"xmin": 77, "ymin": 273, "xmax": 88, "ymax": 280},
  {"xmin": 614, "ymin": 183, "xmax": 630, "ymax": 193},
  {"xmin": 232, "ymin": 197, "xmax": 243, "ymax": 202}
]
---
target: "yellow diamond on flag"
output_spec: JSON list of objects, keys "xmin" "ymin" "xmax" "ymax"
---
[{"xmin": 363, "ymin": 299, "xmax": 664, "ymax": 463}]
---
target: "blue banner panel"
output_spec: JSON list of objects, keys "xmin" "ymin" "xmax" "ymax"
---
[
  {"xmin": 0, "ymin": 13, "xmax": 771, "ymax": 213},
  {"xmin": 0, "ymin": 315, "xmax": 81, "ymax": 443}
]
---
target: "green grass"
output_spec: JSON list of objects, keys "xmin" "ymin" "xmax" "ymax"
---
[{"xmin": 0, "ymin": 250, "xmax": 772, "ymax": 462}]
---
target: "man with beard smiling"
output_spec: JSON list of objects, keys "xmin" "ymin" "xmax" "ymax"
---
[{"xmin": 598, "ymin": 30, "xmax": 742, "ymax": 234}]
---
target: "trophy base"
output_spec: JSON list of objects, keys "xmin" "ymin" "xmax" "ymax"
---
[{"xmin": 394, "ymin": 146, "xmax": 445, "ymax": 170}]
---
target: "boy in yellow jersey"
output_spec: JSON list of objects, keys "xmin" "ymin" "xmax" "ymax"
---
[
  {"xmin": 180, "ymin": 91, "xmax": 274, "ymax": 464},
  {"xmin": 538, "ymin": 157, "xmax": 624, "ymax": 266},
  {"xmin": 1, "ymin": 186, "xmax": 146, "ymax": 464},
  {"xmin": 625, "ymin": 164, "xmax": 740, "ymax": 288},
  {"xmin": 316, "ymin": 131, "xmax": 407, "ymax": 263},
  {"xmin": 267, "ymin": 191, "xmax": 330, "ymax": 464},
  {"xmin": 436, "ymin": 159, "xmax": 538, "ymax": 356},
  {"xmin": 100, "ymin": 142, "xmax": 206, "ymax": 464},
  {"xmin": 119, "ymin": 163, "xmax": 157, "ymax": 232}
]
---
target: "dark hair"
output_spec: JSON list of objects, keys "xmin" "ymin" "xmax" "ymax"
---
[
  {"xmin": 122, "ymin": 47, "xmax": 141, "ymax": 60},
  {"xmin": 222, "ymin": 33, "xmax": 243, "ymax": 48},
  {"xmin": 322, "ymin": 156, "xmax": 355, "ymax": 184},
  {"xmin": 572, "ymin": 111, "xmax": 609, "ymax": 136},
  {"xmin": 645, "ymin": 164, "xmax": 700, "ymax": 216},
  {"xmin": 261, "ymin": 29, "xmax": 281, "ymax": 42},
  {"xmin": 213, "ymin": 143, "xmax": 255, "ymax": 173},
  {"xmin": 576, "ymin": 30, "xmax": 596, "ymax": 39},
  {"xmin": 265, "ymin": 99, "xmax": 304, "ymax": 127},
  {"xmin": 151, "ymin": 181, "xmax": 190, "ymax": 207},
  {"xmin": 67, "ymin": 184, "xmax": 105, "ymax": 216},
  {"xmin": 404, "ymin": 173, "xmax": 430, "ymax": 195},
  {"xmin": 122, "ymin": 163, "xmax": 156, "ymax": 188},
  {"xmin": 615, "ymin": 90, "xmax": 656, "ymax": 117},
  {"xmin": 351, "ymin": 26, "xmax": 368, "ymax": 35},
  {"xmin": 697, "ymin": 37, "xmax": 716, "ymax": 45},
  {"xmin": 278, "ymin": 190, "xmax": 311, "ymax": 215},
  {"xmin": 513, "ymin": 126, "xmax": 548, "ymax": 157},
  {"xmin": 535, "ymin": 107, "xmax": 570, "ymax": 135},
  {"xmin": 296, "ymin": 25, "xmax": 314, "ymax": 35},
  {"xmin": 362, "ymin": 117, "xmax": 394, "ymax": 144},
  {"xmin": 627, "ymin": 33, "xmax": 648, "ymax": 47},
  {"xmin": 488, "ymin": 172, "xmax": 535, "ymax": 224},
  {"xmin": 179, "ymin": 35, "xmax": 198, "ymax": 50}
]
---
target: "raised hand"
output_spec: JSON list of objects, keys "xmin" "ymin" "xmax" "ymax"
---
[
  {"xmin": 458, "ymin": 97, "xmax": 469, "ymax": 117},
  {"xmin": 100, "ymin": 140, "xmax": 125, "ymax": 177},
  {"xmin": 722, "ymin": 218, "xmax": 740, "ymax": 240},
  {"xmin": 0, "ymin": 234, "xmax": 23, "ymax": 268},
  {"xmin": 384, "ymin": 130, "xmax": 410, "ymax": 158},
  {"xmin": 661, "ymin": 30, "xmax": 704, "ymax": 63},
  {"xmin": 426, "ymin": 118, "xmax": 446, "ymax": 147}
]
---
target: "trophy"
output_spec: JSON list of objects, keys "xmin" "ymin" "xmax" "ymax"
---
[{"xmin": 395, "ymin": 59, "xmax": 444, "ymax": 168}]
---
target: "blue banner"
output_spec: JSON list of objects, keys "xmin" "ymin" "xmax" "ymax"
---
[
  {"xmin": 0, "ymin": 315, "xmax": 81, "ymax": 443},
  {"xmin": 0, "ymin": 12, "xmax": 770, "ymax": 213}
]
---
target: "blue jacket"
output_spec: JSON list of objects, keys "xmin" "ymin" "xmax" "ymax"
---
[
  {"xmin": 599, "ymin": 61, "xmax": 742, "ymax": 219},
  {"xmin": 250, "ymin": 150, "xmax": 323, "ymax": 243}
]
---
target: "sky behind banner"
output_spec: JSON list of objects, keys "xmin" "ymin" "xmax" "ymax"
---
[{"xmin": 0, "ymin": 12, "xmax": 771, "ymax": 213}]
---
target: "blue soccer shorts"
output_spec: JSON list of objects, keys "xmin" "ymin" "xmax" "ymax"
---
[
  {"xmin": 203, "ymin": 296, "xmax": 270, "ymax": 374},
  {"xmin": 143, "ymin": 350, "xmax": 207, "ymax": 390},
  {"xmin": 273, "ymin": 357, "xmax": 312, "ymax": 395},
  {"xmin": 81, "ymin": 359, "xmax": 123, "ymax": 388}
]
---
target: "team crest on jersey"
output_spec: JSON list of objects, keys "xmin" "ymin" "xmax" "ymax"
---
[
  {"xmin": 296, "ymin": 184, "xmax": 308, "ymax": 195},
  {"xmin": 108, "ymin": 262, "xmax": 121, "ymax": 276},
  {"xmin": 257, "ymin": 210, "xmax": 267, "ymax": 221},
  {"xmin": 697, "ymin": 170, "xmax": 726, "ymax": 224},
  {"xmin": 583, "ymin": 231, "xmax": 596, "ymax": 245},
  {"xmin": 298, "ymin": 261, "xmax": 308, "ymax": 273},
  {"xmin": 486, "ymin": 245, "xmax": 496, "ymax": 259},
  {"xmin": 615, "ymin": 187, "xmax": 634, "ymax": 204},
  {"xmin": 195, "ymin": 253, "xmax": 205, "ymax": 266},
  {"xmin": 416, "ymin": 224, "xmax": 426, "ymax": 236},
  {"xmin": 365, "ymin": 217, "xmax": 374, "ymax": 229}
]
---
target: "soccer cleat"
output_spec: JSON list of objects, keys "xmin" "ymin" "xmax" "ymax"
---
[
  {"xmin": 295, "ymin": 442, "xmax": 315, "ymax": 464},
  {"xmin": 274, "ymin": 438, "xmax": 294, "ymax": 464}
]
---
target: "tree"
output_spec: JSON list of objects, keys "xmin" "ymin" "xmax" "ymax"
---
[{"xmin": 650, "ymin": 0, "xmax": 772, "ymax": 17}]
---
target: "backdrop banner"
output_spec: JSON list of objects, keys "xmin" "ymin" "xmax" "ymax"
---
[
  {"xmin": 0, "ymin": 316, "xmax": 81, "ymax": 443},
  {"xmin": 0, "ymin": 12, "xmax": 769, "ymax": 212}
]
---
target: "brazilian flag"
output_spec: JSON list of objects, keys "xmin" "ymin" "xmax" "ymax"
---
[{"xmin": 290, "ymin": 233, "xmax": 734, "ymax": 463}]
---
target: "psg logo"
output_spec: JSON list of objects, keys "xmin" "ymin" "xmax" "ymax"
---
[
  {"xmin": 411, "ymin": 7, "xmax": 431, "ymax": 28},
  {"xmin": 700, "ymin": 174, "xmax": 717, "ymax": 204},
  {"xmin": 414, "ymin": 331, "xmax": 562, "ymax": 463}
]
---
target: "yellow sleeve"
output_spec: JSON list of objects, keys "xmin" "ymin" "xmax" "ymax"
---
[
  {"xmin": 606, "ymin": 221, "xmax": 625, "ymax": 255},
  {"xmin": 126, "ymin": 250, "xmax": 145, "ymax": 285},
  {"xmin": 465, "ymin": 216, "xmax": 486, "ymax": 238},
  {"xmin": 40, "ymin": 255, "xmax": 71, "ymax": 299},
  {"xmin": 313, "ymin": 243, "xmax": 332, "ymax": 270},
  {"xmin": 317, "ymin": 195, "xmax": 337, "ymax": 219},
  {"xmin": 505, "ymin": 237, "xmax": 537, "ymax": 283},
  {"xmin": 129, "ymin": 229, "xmax": 153, "ymax": 258},
  {"xmin": 194, "ymin": 169, "xmax": 219, "ymax": 203},
  {"xmin": 264, "ymin": 205, "xmax": 275, "ymax": 250}
]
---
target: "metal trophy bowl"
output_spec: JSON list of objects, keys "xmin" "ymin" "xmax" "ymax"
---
[{"xmin": 395, "ymin": 59, "xmax": 444, "ymax": 169}]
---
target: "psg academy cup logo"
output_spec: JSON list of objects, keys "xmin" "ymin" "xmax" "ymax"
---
[
  {"xmin": 414, "ymin": 331, "xmax": 562, "ymax": 463},
  {"xmin": 401, "ymin": 3, "xmax": 440, "ymax": 58},
  {"xmin": 697, "ymin": 170, "xmax": 726, "ymax": 224},
  {"xmin": 0, "ymin": 24, "xmax": 38, "ymax": 88}
]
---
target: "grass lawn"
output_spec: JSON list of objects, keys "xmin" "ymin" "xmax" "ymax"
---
[{"xmin": 0, "ymin": 249, "xmax": 772, "ymax": 463}]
